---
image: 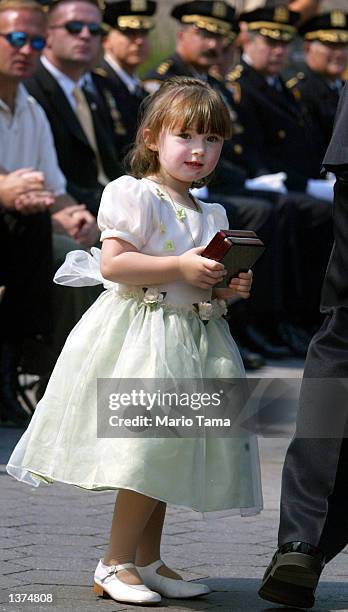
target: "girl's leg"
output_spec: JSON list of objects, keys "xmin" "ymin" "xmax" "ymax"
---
[
  {"xmin": 103, "ymin": 489, "xmax": 158, "ymax": 584},
  {"xmin": 135, "ymin": 501, "xmax": 182, "ymax": 579}
]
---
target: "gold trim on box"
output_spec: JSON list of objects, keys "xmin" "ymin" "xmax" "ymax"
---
[
  {"xmin": 117, "ymin": 15, "xmax": 154, "ymax": 30},
  {"xmin": 181, "ymin": 14, "xmax": 232, "ymax": 35},
  {"xmin": 304, "ymin": 29, "xmax": 348, "ymax": 43}
]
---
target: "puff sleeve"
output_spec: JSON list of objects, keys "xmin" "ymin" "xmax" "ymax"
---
[
  {"xmin": 211, "ymin": 202, "xmax": 229, "ymax": 232},
  {"xmin": 97, "ymin": 176, "xmax": 155, "ymax": 250}
]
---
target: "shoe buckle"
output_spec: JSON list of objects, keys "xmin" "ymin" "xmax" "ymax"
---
[{"xmin": 101, "ymin": 565, "xmax": 118, "ymax": 582}]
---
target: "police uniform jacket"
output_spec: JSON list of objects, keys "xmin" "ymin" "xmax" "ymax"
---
[
  {"xmin": 226, "ymin": 60, "xmax": 322, "ymax": 191},
  {"xmin": 316, "ymin": 81, "xmax": 348, "ymax": 308},
  {"xmin": 287, "ymin": 67, "xmax": 343, "ymax": 165},
  {"xmin": 25, "ymin": 63, "xmax": 122, "ymax": 216},
  {"xmin": 97, "ymin": 58, "xmax": 147, "ymax": 156}
]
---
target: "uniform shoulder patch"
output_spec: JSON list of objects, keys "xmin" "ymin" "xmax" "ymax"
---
[
  {"xmin": 226, "ymin": 64, "xmax": 243, "ymax": 83},
  {"xmin": 157, "ymin": 59, "xmax": 173, "ymax": 76},
  {"xmin": 291, "ymin": 87, "xmax": 302, "ymax": 101},
  {"xmin": 286, "ymin": 72, "xmax": 305, "ymax": 89},
  {"xmin": 93, "ymin": 67, "xmax": 108, "ymax": 78},
  {"xmin": 225, "ymin": 81, "xmax": 241, "ymax": 104}
]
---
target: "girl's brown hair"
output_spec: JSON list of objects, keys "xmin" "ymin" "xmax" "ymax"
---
[{"xmin": 126, "ymin": 76, "xmax": 232, "ymax": 186}]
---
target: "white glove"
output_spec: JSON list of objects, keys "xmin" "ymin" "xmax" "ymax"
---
[
  {"xmin": 306, "ymin": 178, "xmax": 335, "ymax": 202},
  {"xmin": 245, "ymin": 172, "xmax": 288, "ymax": 194},
  {"xmin": 190, "ymin": 186, "xmax": 209, "ymax": 200}
]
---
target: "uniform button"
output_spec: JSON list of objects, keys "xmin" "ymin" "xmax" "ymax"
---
[
  {"xmin": 233, "ymin": 144, "xmax": 243, "ymax": 154},
  {"xmin": 278, "ymin": 129, "xmax": 286, "ymax": 139}
]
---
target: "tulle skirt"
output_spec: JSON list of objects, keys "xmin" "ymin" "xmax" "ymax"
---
[{"xmin": 7, "ymin": 288, "xmax": 262, "ymax": 515}]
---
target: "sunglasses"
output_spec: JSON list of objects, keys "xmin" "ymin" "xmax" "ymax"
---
[
  {"xmin": 0, "ymin": 31, "xmax": 46, "ymax": 50},
  {"xmin": 49, "ymin": 21, "xmax": 103, "ymax": 36}
]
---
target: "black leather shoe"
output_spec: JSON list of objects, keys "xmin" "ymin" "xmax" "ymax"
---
[
  {"xmin": 277, "ymin": 323, "xmax": 310, "ymax": 358},
  {"xmin": 238, "ymin": 344, "xmax": 265, "ymax": 370},
  {"xmin": 258, "ymin": 542, "xmax": 325, "ymax": 609},
  {"xmin": 243, "ymin": 325, "xmax": 291, "ymax": 359}
]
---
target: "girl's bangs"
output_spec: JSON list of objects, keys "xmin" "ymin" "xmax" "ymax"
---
[{"xmin": 163, "ymin": 90, "xmax": 231, "ymax": 138}]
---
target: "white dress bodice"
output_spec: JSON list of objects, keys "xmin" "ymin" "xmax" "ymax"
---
[{"xmin": 97, "ymin": 176, "xmax": 229, "ymax": 306}]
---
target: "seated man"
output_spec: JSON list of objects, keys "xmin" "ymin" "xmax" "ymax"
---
[
  {"xmin": 0, "ymin": 0, "xmax": 98, "ymax": 425},
  {"xmin": 25, "ymin": 0, "xmax": 122, "ymax": 216},
  {"xmin": 143, "ymin": 0, "xmax": 314, "ymax": 360},
  {"xmin": 224, "ymin": 5, "xmax": 334, "ymax": 337},
  {"xmin": 97, "ymin": 0, "xmax": 157, "ymax": 156},
  {"xmin": 288, "ymin": 11, "xmax": 348, "ymax": 165}
]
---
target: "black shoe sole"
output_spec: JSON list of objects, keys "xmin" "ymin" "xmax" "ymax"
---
[{"xmin": 258, "ymin": 552, "xmax": 319, "ymax": 609}]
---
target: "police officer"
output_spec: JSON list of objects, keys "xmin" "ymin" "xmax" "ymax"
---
[
  {"xmin": 144, "ymin": 1, "xmax": 301, "ymax": 364},
  {"xmin": 98, "ymin": 0, "xmax": 157, "ymax": 155},
  {"xmin": 288, "ymin": 10, "xmax": 348, "ymax": 164},
  {"xmin": 227, "ymin": 5, "xmax": 322, "ymax": 188},
  {"xmin": 225, "ymin": 5, "xmax": 334, "ymax": 340}
]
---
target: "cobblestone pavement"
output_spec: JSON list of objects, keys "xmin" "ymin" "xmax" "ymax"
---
[{"xmin": 1, "ymin": 359, "xmax": 347, "ymax": 612}]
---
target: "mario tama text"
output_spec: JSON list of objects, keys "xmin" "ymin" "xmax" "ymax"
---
[
  {"xmin": 97, "ymin": 378, "xmax": 250, "ymax": 438},
  {"xmin": 97, "ymin": 378, "xmax": 348, "ymax": 439}
]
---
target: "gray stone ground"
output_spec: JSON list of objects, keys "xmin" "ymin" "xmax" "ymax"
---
[{"xmin": 0, "ymin": 359, "xmax": 348, "ymax": 612}]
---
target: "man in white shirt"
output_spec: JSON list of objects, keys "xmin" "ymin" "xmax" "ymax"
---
[
  {"xmin": 24, "ymin": 0, "xmax": 121, "ymax": 215},
  {"xmin": 0, "ymin": 0, "xmax": 98, "ymax": 426}
]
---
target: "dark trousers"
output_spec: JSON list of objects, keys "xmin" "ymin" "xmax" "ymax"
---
[
  {"xmin": 278, "ymin": 192, "xmax": 333, "ymax": 325},
  {"xmin": 0, "ymin": 210, "xmax": 53, "ymax": 340},
  {"xmin": 242, "ymin": 189, "xmax": 333, "ymax": 325},
  {"xmin": 209, "ymin": 192, "xmax": 283, "ymax": 319},
  {"xmin": 278, "ymin": 306, "xmax": 348, "ymax": 562}
]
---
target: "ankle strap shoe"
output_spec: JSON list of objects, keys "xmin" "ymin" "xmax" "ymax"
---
[
  {"xmin": 93, "ymin": 560, "xmax": 161, "ymax": 604},
  {"xmin": 136, "ymin": 560, "xmax": 211, "ymax": 599}
]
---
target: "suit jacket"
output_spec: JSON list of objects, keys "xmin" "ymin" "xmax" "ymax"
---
[
  {"xmin": 225, "ymin": 61, "xmax": 321, "ymax": 191},
  {"xmin": 316, "ymin": 82, "xmax": 348, "ymax": 309},
  {"xmin": 97, "ymin": 58, "xmax": 147, "ymax": 156},
  {"xmin": 144, "ymin": 53, "xmax": 248, "ymax": 192},
  {"xmin": 25, "ymin": 63, "xmax": 122, "ymax": 216},
  {"xmin": 323, "ymin": 81, "xmax": 348, "ymax": 167},
  {"xmin": 287, "ymin": 67, "xmax": 342, "ymax": 165}
]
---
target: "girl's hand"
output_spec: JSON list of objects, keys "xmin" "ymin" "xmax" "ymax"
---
[
  {"xmin": 228, "ymin": 270, "xmax": 253, "ymax": 299},
  {"xmin": 178, "ymin": 247, "xmax": 227, "ymax": 288},
  {"xmin": 214, "ymin": 271, "xmax": 253, "ymax": 300}
]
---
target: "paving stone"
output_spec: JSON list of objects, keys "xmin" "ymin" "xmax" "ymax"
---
[
  {"xmin": 7, "ymin": 545, "xmax": 100, "ymax": 559},
  {"xmin": 1, "ymin": 360, "xmax": 348, "ymax": 611}
]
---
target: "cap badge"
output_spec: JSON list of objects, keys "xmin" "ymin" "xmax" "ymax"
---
[
  {"xmin": 131, "ymin": 0, "xmax": 147, "ymax": 11},
  {"xmin": 331, "ymin": 10, "xmax": 345, "ymax": 28},
  {"xmin": 274, "ymin": 6, "xmax": 289, "ymax": 23},
  {"xmin": 212, "ymin": 2, "xmax": 227, "ymax": 19}
]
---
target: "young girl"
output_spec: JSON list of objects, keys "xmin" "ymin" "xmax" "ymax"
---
[{"xmin": 7, "ymin": 77, "xmax": 262, "ymax": 605}]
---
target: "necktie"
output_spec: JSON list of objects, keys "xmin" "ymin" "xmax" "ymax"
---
[
  {"xmin": 267, "ymin": 76, "xmax": 282, "ymax": 92},
  {"xmin": 133, "ymin": 83, "xmax": 144, "ymax": 99},
  {"xmin": 73, "ymin": 86, "xmax": 108, "ymax": 186}
]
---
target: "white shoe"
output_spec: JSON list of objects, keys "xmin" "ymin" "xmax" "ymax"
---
[
  {"xmin": 93, "ymin": 560, "xmax": 161, "ymax": 604},
  {"xmin": 136, "ymin": 559, "xmax": 211, "ymax": 599}
]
